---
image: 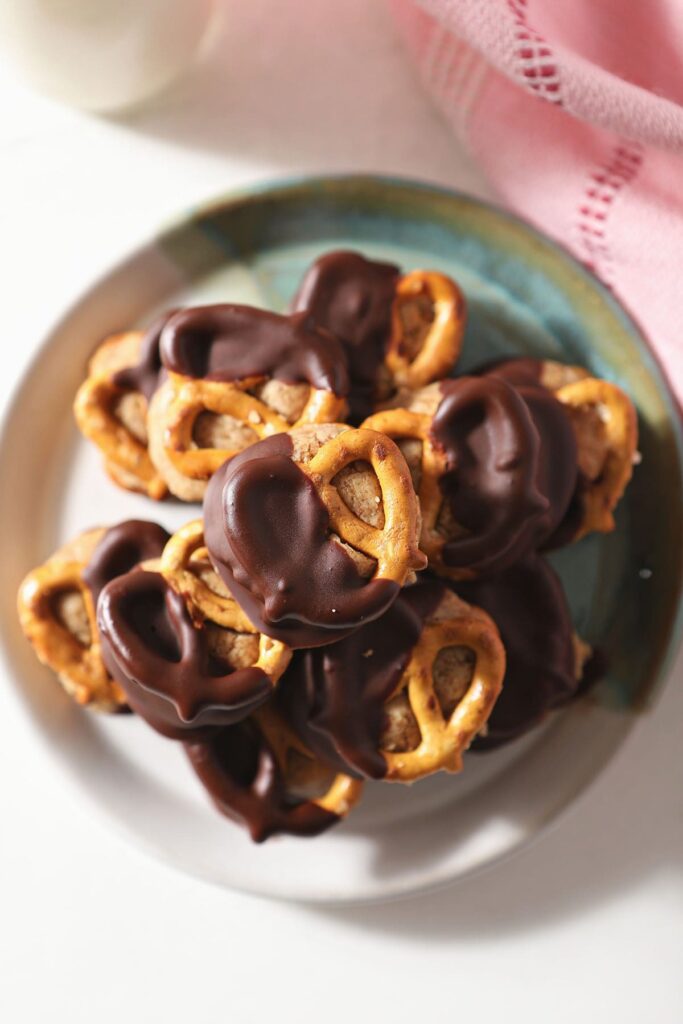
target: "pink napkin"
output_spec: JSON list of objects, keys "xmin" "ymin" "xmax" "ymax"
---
[{"xmin": 391, "ymin": 0, "xmax": 683, "ymax": 402}]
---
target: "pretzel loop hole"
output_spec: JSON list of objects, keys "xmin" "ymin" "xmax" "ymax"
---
[
  {"xmin": 386, "ymin": 270, "xmax": 466, "ymax": 389},
  {"xmin": 306, "ymin": 427, "xmax": 426, "ymax": 579},
  {"xmin": 382, "ymin": 615, "xmax": 505, "ymax": 782}
]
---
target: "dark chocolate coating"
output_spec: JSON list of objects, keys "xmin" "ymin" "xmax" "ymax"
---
[
  {"xmin": 291, "ymin": 250, "xmax": 400, "ymax": 421},
  {"xmin": 516, "ymin": 382, "xmax": 578, "ymax": 543},
  {"xmin": 454, "ymin": 554, "xmax": 578, "ymax": 749},
  {"xmin": 158, "ymin": 304, "xmax": 349, "ymax": 397},
  {"xmin": 83, "ymin": 519, "xmax": 171, "ymax": 607},
  {"xmin": 431, "ymin": 377, "xmax": 548, "ymax": 576},
  {"xmin": 203, "ymin": 433, "xmax": 399, "ymax": 648},
  {"xmin": 544, "ymin": 489, "xmax": 586, "ymax": 549},
  {"xmin": 97, "ymin": 570, "xmax": 272, "ymax": 739},
  {"xmin": 112, "ymin": 311, "xmax": 174, "ymax": 401},
  {"xmin": 185, "ymin": 723, "xmax": 339, "ymax": 842},
  {"xmin": 480, "ymin": 357, "xmax": 584, "ymax": 547},
  {"xmin": 277, "ymin": 578, "xmax": 445, "ymax": 778}
]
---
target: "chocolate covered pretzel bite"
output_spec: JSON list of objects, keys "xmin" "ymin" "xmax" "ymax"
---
[
  {"xmin": 483, "ymin": 358, "xmax": 639, "ymax": 542},
  {"xmin": 363, "ymin": 374, "xmax": 577, "ymax": 579},
  {"xmin": 185, "ymin": 703, "xmax": 363, "ymax": 842},
  {"xmin": 17, "ymin": 520, "xmax": 170, "ymax": 711},
  {"xmin": 147, "ymin": 305, "xmax": 350, "ymax": 500},
  {"xmin": 292, "ymin": 250, "xmax": 465, "ymax": 421},
  {"xmin": 73, "ymin": 314, "xmax": 170, "ymax": 499},
  {"xmin": 204, "ymin": 423, "xmax": 427, "ymax": 648},
  {"xmin": 98, "ymin": 536, "xmax": 291, "ymax": 739},
  {"xmin": 278, "ymin": 577, "xmax": 505, "ymax": 782},
  {"xmin": 28, "ymin": 245, "xmax": 639, "ymax": 847},
  {"xmin": 455, "ymin": 553, "xmax": 590, "ymax": 749}
]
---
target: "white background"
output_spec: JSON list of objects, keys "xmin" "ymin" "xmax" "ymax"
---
[{"xmin": 0, "ymin": 2, "xmax": 681, "ymax": 1021}]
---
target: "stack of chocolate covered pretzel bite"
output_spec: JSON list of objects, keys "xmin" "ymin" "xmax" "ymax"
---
[{"xmin": 18, "ymin": 251, "xmax": 639, "ymax": 842}]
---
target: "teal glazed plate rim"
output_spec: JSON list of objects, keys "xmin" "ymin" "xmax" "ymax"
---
[{"xmin": 1, "ymin": 174, "xmax": 682, "ymax": 903}]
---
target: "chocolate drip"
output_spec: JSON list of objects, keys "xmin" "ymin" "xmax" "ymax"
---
[
  {"xmin": 278, "ymin": 578, "xmax": 446, "ymax": 778},
  {"xmin": 454, "ymin": 554, "xmax": 578, "ymax": 749},
  {"xmin": 203, "ymin": 433, "xmax": 399, "ymax": 648},
  {"xmin": 112, "ymin": 311, "xmax": 174, "ymax": 401},
  {"xmin": 98, "ymin": 570, "xmax": 272, "ymax": 739},
  {"xmin": 83, "ymin": 520, "xmax": 170, "ymax": 607},
  {"xmin": 291, "ymin": 250, "xmax": 400, "ymax": 421},
  {"xmin": 185, "ymin": 724, "xmax": 338, "ymax": 842},
  {"xmin": 159, "ymin": 304, "xmax": 349, "ymax": 397}
]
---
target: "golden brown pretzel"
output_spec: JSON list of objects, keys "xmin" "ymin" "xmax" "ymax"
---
[
  {"xmin": 148, "ymin": 373, "xmax": 347, "ymax": 501},
  {"xmin": 254, "ymin": 703, "xmax": 364, "ymax": 819},
  {"xmin": 380, "ymin": 597, "xmax": 505, "ymax": 782},
  {"xmin": 16, "ymin": 529, "xmax": 126, "ymax": 712},
  {"xmin": 361, "ymin": 406, "xmax": 452, "ymax": 571},
  {"xmin": 483, "ymin": 356, "xmax": 590, "ymax": 393},
  {"xmin": 160, "ymin": 520, "xmax": 292, "ymax": 687},
  {"xmin": 73, "ymin": 332, "xmax": 167, "ymax": 500},
  {"xmin": 555, "ymin": 378, "xmax": 638, "ymax": 537},
  {"xmin": 535, "ymin": 360, "xmax": 590, "ymax": 391},
  {"xmin": 385, "ymin": 270, "xmax": 466, "ymax": 391},
  {"xmin": 299, "ymin": 426, "xmax": 427, "ymax": 584}
]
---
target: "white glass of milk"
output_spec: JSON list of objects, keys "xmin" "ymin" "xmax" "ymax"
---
[{"xmin": 0, "ymin": 0, "xmax": 217, "ymax": 113}]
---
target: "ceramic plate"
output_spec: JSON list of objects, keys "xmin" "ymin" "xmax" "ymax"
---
[{"xmin": 1, "ymin": 176, "xmax": 682, "ymax": 903}]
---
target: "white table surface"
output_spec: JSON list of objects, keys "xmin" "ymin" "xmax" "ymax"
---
[{"xmin": 1, "ymin": 2, "xmax": 681, "ymax": 1021}]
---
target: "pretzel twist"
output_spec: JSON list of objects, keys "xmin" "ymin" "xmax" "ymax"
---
[
  {"xmin": 73, "ymin": 332, "xmax": 166, "ymax": 500},
  {"xmin": 160, "ymin": 519, "xmax": 256, "ymax": 631},
  {"xmin": 160, "ymin": 520, "xmax": 292, "ymax": 689},
  {"xmin": 17, "ymin": 551, "xmax": 125, "ymax": 711},
  {"xmin": 157, "ymin": 374, "xmax": 347, "ymax": 481},
  {"xmin": 382, "ymin": 612, "xmax": 505, "ymax": 782},
  {"xmin": 255, "ymin": 703, "xmax": 364, "ymax": 818},
  {"xmin": 304, "ymin": 427, "xmax": 427, "ymax": 581},
  {"xmin": 361, "ymin": 408, "xmax": 450, "ymax": 567},
  {"xmin": 385, "ymin": 271, "xmax": 465, "ymax": 390},
  {"xmin": 556, "ymin": 378, "xmax": 638, "ymax": 538}
]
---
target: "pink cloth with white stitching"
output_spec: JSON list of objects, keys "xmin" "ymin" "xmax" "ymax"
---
[{"xmin": 391, "ymin": 0, "xmax": 683, "ymax": 401}]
